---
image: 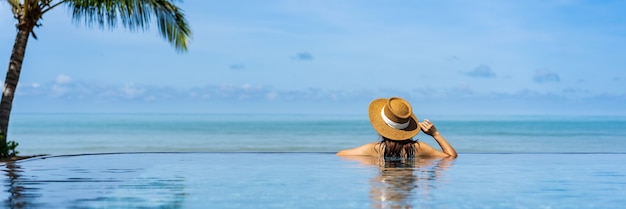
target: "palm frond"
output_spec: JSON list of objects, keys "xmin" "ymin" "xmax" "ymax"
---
[
  {"xmin": 67, "ymin": 0, "xmax": 191, "ymax": 52},
  {"xmin": 6, "ymin": 0, "xmax": 20, "ymax": 18},
  {"xmin": 6, "ymin": 0, "xmax": 20, "ymax": 9}
]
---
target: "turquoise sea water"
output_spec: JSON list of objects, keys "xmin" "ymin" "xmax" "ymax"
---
[{"xmin": 9, "ymin": 113, "xmax": 626, "ymax": 155}]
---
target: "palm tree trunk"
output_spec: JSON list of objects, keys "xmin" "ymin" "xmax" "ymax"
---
[{"xmin": 0, "ymin": 22, "xmax": 34, "ymax": 148}]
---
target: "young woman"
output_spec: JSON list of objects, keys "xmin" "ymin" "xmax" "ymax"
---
[{"xmin": 337, "ymin": 97, "xmax": 457, "ymax": 159}]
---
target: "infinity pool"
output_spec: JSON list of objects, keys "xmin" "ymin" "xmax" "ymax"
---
[{"xmin": 2, "ymin": 153, "xmax": 625, "ymax": 208}]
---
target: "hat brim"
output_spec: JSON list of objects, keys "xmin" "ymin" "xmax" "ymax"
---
[{"xmin": 368, "ymin": 98, "xmax": 420, "ymax": 140}]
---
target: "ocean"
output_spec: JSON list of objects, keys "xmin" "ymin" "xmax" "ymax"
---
[{"xmin": 8, "ymin": 113, "xmax": 626, "ymax": 156}]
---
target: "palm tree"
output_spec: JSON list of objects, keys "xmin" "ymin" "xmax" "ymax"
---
[{"xmin": 1, "ymin": 0, "xmax": 191, "ymax": 157}]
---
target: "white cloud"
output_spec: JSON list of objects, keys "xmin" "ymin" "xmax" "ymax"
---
[
  {"xmin": 55, "ymin": 74, "xmax": 72, "ymax": 84},
  {"xmin": 122, "ymin": 82, "xmax": 145, "ymax": 98},
  {"xmin": 11, "ymin": 74, "xmax": 626, "ymax": 115},
  {"xmin": 50, "ymin": 84, "xmax": 68, "ymax": 97},
  {"xmin": 266, "ymin": 92, "xmax": 278, "ymax": 100}
]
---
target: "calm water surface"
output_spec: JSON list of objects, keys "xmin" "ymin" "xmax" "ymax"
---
[
  {"xmin": 4, "ymin": 114, "xmax": 626, "ymax": 208},
  {"xmin": 2, "ymin": 153, "xmax": 625, "ymax": 208}
]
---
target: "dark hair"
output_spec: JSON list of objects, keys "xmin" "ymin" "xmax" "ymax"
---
[{"xmin": 378, "ymin": 136, "xmax": 418, "ymax": 159}]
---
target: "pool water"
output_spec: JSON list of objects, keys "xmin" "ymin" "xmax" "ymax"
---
[{"xmin": 2, "ymin": 153, "xmax": 625, "ymax": 208}]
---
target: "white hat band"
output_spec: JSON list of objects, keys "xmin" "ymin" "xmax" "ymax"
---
[{"xmin": 381, "ymin": 108, "xmax": 409, "ymax": 130}]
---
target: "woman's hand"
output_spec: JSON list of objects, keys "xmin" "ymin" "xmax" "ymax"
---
[
  {"xmin": 419, "ymin": 119, "xmax": 439, "ymax": 136},
  {"xmin": 418, "ymin": 119, "xmax": 458, "ymax": 158}
]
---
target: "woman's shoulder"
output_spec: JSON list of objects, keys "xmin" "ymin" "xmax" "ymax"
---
[
  {"xmin": 336, "ymin": 142, "xmax": 381, "ymax": 156},
  {"xmin": 414, "ymin": 141, "xmax": 450, "ymax": 158},
  {"xmin": 415, "ymin": 141, "xmax": 435, "ymax": 151}
]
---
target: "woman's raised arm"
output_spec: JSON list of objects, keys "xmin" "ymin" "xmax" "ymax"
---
[{"xmin": 419, "ymin": 119, "xmax": 457, "ymax": 158}]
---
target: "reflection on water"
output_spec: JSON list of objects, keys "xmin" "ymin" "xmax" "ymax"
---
[
  {"xmin": 340, "ymin": 156, "xmax": 454, "ymax": 208},
  {"xmin": 3, "ymin": 162, "xmax": 42, "ymax": 208},
  {"xmin": 2, "ymin": 156, "xmax": 187, "ymax": 209}
]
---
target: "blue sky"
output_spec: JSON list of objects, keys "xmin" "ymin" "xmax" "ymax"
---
[{"xmin": 1, "ymin": 0, "xmax": 625, "ymax": 115}]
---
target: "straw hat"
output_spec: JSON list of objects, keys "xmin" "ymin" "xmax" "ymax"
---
[{"xmin": 368, "ymin": 97, "xmax": 420, "ymax": 140}]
